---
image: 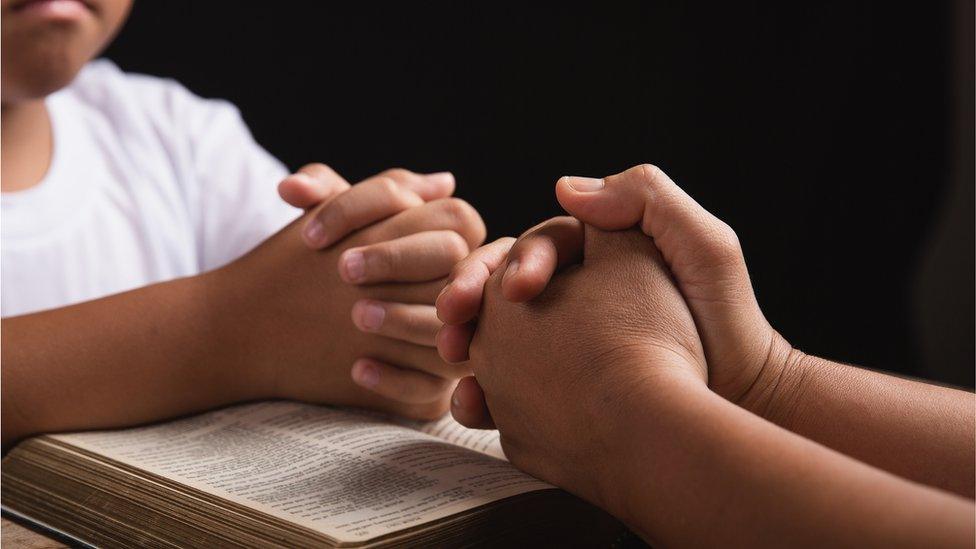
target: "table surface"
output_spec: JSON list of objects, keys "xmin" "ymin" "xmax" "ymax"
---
[{"xmin": 1, "ymin": 517, "xmax": 68, "ymax": 548}]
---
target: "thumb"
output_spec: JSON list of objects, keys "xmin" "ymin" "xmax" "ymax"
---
[
  {"xmin": 555, "ymin": 164, "xmax": 744, "ymax": 294},
  {"xmin": 278, "ymin": 163, "xmax": 351, "ymax": 210},
  {"xmin": 556, "ymin": 164, "xmax": 777, "ymax": 401},
  {"xmin": 554, "ymin": 174, "xmax": 644, "ymax": 231}
]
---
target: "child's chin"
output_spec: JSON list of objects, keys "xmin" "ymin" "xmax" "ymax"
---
[{"xmin": 3, "ymin": 46, "xmax": 87, "ymax": 100}]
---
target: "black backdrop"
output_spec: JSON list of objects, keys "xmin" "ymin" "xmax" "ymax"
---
[{"xmin": 104, "ymin": 2, "xmax": 975, "ymax": 387}]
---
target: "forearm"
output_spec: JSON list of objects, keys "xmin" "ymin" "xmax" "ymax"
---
[
  {"xmin": 744, "ymin": 349, "xmax": 975, "ymax": 498},
  {"xmin": 1, "ymin": 270, "xmax": 259, "ymax": 446},
  {"xmin": 598, "ymin": 375, "xmax": 974, "ymax": 547}
]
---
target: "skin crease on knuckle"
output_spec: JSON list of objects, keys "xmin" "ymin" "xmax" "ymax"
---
[
  {"xmin": 447, "ymin": 249, "xmax": 489, "ymax": 288},
  {"xmin": 637, "ymin": 163, "xmax": 662, "ymax": 183},
  {"xmin": 319, "ymin": 195, "xmax": 352, "ymax": 232},
  {"xmin": 387, "ymin": 180, "xmax": 425, "ymax": 211},
  {"xmin": 442, "ymin": 231, "xmax": 471, "ymax": 264},
  {"xmin": 701, "ymin": 222, "xmax": 743, "ymax": 269},
  {"xmin": 380, "ymin": 168, "xmax": 413, "ymax": 182},
  {"xmin": 435, "ymin": 198, "xmax": 486, "ymax": 247},
  {"xmin": 375, "ymin": 176, "xmax": 401, "ymax": 196},
  {"xmin": 361, "ymin": 177, "xmax": 419, "ymax": 215},
  {"xmin": 374, "ymin": 241, "xmax": 402, "ymax": 279}
]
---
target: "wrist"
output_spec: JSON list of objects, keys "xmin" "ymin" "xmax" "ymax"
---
[
  {"xmin": 583, "ymin": 355, "xmax": 714, "ymax": 523},
  {"xmin": 197, "ymin": 265, "xmax": 276, "ymax": 403},
  {"xmin": 733, "ymin": 331, "xmax": 813, "ymax": 430},
  {"xmin": 594, "ymin": 372, "xmax": 720, "ymax": 537}
]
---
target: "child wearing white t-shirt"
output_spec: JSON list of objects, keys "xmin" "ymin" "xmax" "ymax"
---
[{"xmin": 1, "ymin": 0, "xmax": 485, "ymax": 446}]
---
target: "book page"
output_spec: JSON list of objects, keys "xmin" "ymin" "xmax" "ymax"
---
[
  {"xmin": 403, "ymin": 414, "xmax": 506, "ymax": 460},
  {"xmin": 51, "ymin": 401, "xmax": 552, "ymax": 543}
]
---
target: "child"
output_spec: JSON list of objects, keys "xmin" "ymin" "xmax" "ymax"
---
[
  {"xmin": 436, "ymin": 164, "xmax": 975, "ymax": 547},
  {"xmin": 1, "ymin": 0, "xmax": 484, "ymax": 445}
]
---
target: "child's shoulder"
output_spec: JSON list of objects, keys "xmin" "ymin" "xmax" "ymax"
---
[{"xmin": 64, "ymin": 59, "xmax": 244, "ymax": 136}]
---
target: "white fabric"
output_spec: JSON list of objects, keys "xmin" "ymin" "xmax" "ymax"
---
[{"xmin": 1, "ymin": 60, "xmax": 298, "ymax": 317}]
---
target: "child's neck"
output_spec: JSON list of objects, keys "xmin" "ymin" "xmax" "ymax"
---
[{"xmin": 1, "ymin": 99, "xmax": 53, "ymax": 193}]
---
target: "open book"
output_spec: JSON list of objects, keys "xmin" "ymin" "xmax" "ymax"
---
[{"xmin": 2, "ymin": 401, "xmax": 631, "ymax": 547}]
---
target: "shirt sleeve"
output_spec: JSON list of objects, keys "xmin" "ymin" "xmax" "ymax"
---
[
  {"xmin": 72, "ymin": 61, "xmax": 302, "ymax": 273},
  {"xmin": 181, "ymin": 98, "xmax": 299, "ymax": 271},
  {"xmin": 121, "ymin": 68, "xmax": 300, "ymax": 272}
]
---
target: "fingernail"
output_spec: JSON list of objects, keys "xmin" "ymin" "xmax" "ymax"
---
[
  {"xmin": 359, "ymin": 302, "xmax": 385, "ymax": 331},
  {"xmin": 304, "ymin": 220, "xmax": 325, "ymax": 246},
  {"xmin": 503, "ymin": 260, "xmax": 520, "ymax": 283},
  {"xmin": 426, "ymin": 171, "xmax": 455, "ymax": 186},
  {"xmin": 342, "ymin": 250, "xmax": 366, "ymax": 282},
  {"xmin": 567, "ymin": 176, "xmax": 605, "ymax": 192},
  {"xmin": 352, "ymin": 360, "xmax": 380, "ymax": 388},
  {"xmin": 452, "ymin": 391, "xmax": 462, "ymax": 408}
]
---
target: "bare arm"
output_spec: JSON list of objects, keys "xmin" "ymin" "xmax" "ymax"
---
[
  {"xmin": 1, "ymin": 272, "xmax": 250, "ymax": 447},
  {"xmin": 547, "ymin": 166, "xmax": 976, "ymax": 498},
  {"xmin": 747, "ymin": 351, "xmax": 975, "ymax": 498},
  {"xmin": 608, "ymin": 374, "xmax": 974, "ymax": 547},
  {"xmin": 443, "ymin": 220, "xmax": 975, "ymax": 547},
  {"xmin": 442, "ymin": 164, "xmax": 975, "ymax": 497},
  {"xmin": 2, "ymin": 168, "xmax": 489, "ymax": 447}
]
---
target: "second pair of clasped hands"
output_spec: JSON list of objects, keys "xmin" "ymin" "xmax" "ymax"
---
[{"xmin": 285, "ymin": 163, "xmax": 974, "ymax": 548}]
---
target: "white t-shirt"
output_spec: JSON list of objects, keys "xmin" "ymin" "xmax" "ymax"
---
[{"xmin": 1, "ymin": 60, "xmax": 299, "ymax": 317}]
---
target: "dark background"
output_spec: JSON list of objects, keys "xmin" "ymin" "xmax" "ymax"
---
[{"xmin": 104, "ymin": 2, "xmax": 974, "ymax": 387}]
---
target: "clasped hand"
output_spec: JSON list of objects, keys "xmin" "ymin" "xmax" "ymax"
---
[
  {"xmin": 435, "ymin": 164, "xmax": 790, "ymax": 508},
  {"xmin": 227, "ymin": 165, "xmax": 486, "ymax": 420}
]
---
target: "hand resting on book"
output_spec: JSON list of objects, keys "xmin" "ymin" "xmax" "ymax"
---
[
  {"xmin": 225, "ymin": 165, "xmax": 486, "ymax": 419},
  {"xmin": 274, "ymin": 164, "xmax": 486, "ymax": 416},
  {"xmin": 1, "ymin": 166, "xmax": 485, "ymax": 445},
  {"xmin": 433, "ymin": 164, "xmax": 975, "ymax": 547}
]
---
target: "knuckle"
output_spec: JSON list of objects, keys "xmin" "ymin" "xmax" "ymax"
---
[
  {"xmin": 394, "ymin": 192, "xmax": 424, "ymax": 210},
  {"xmin": 380, "ymin": 167, "xmax": 413, "ymax": 182},
  {"xmin": 444, "ymin": 198, "xmax": 477, "ymax": 222},
  {"xmin": 432, "ymin": 197, "xmax": 462, "ymax": 221},
  {"xmin": 376, "ymin": 177, "xmax": 421, "ymax": 209},
  {"xmin": 718, "ymin": 222, "xmax": 740, "ymax": 247},
  {"xmin": 637, "ymin": 163, "xmax": 663, "ymax": 184},
  {"xmin": 704, "ymin": 222, "xmax": 743, "ymax": 264},
  {"xmin": 374, "ymin": 242, "xmax": 400, "ymax": 275},
  {"xmin": 448, "ymin": 258, "xmax": 473, "ymax": 282},
  {"xmin": 442, "ymin": 231, "xmax": 471, "ymax": 262},
  {"xmin": 374, "ymin": 176, "xmax": 401, "ymax": 196},
  {"xmin": 438, "ymin": 198, "xmax": 483, "ymax": 232},
  {"xmin": 320, "ymin": 198, "xmax": 350, "ymax": 229}
]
